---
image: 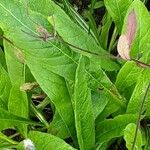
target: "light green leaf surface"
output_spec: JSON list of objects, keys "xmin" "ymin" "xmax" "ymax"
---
[
  {"xmin": 4, "ymin": 41, "xmax": 25, "ymax": 84},
  {"xmin": 0, "ymin": 108, "xmax": 41, "ymax": 126},
  {"xmin": 0, "ymin": 0, "xmax": 125, "ymax": 140},
  {"xmin": 28, "ymin": 0, "xmax": 120, "ymax": 71},
  {"xmin": 74, "ymin": 56, "xmax": 95, "ymax": 150},
  {"xmin": 115, "ymin": 61, "xmax": 142, "ymax": 94},
  {"xmin": 127, "ymin": 70, "xmax": 150, "ymax": 114},
  {"xmin": 48, "ymin": 111, "xmax": 70, "ymax": 139},
  {"xmin": 28, "ymin": 131, "xmax": 77, "ymax": 150},
  {"xmin": 124, "ymin": 123, "xmax": 142, "ymax": 150},
  {"xmin": 100, "ymin": 13, "xmax": 112, "ymax": 49},
  {"xmin": 104, "ymin": 0, "xmax": 132, "ymax": 33},
  {"xmin": 96, "ymin": 114, "xmax": 137, "ymax": 144},
  {"xmin": 95, "ymin": 97, "xmax": 123, "ymax": 122},
  {"xmin": 0, "ymin": 64, "xmax": 11, "ymax": 108},
  {"xmin": 0, "ymin": 0, "xmax": 76, "ymax": 140},
  {"xmin": 8, "ymin": 82, "xmax": 28, "ymax": 137},
  {"xmin": 92, "ymin": 91, "xmax": 109, "ymax": 119}
]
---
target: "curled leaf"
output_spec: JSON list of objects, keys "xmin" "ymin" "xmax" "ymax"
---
[
  {"xmin": 117, "ymin": 35, "xmax": 130, "ymax": 60},
  {"xmin": 117, "ymin": 10, "xmax": 137, "ymax": 60}
]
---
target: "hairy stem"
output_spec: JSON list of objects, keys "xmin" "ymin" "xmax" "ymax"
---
[{"xmin": 132, "ymin": 83, "xmax": 150, "ymax": 150}]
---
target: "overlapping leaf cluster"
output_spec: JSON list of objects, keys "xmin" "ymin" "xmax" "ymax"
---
[{"xmin": 0, "ymin": 0, "xmax": 150, "ymax": 149}]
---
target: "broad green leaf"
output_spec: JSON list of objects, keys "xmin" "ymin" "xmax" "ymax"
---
[
  {"xmin": 0, "ymin": 0, "xmax": 76, "ymax": 140},
  {"xmin": 96, "ymin": 114, "xmax": 137, "ymax": 144},
  {"xmin": 29, "ymin": 0, "xmax": 101, "ymax": 54},
  {"xmin": 8, "ymin": 82, "xmax": 28, "ymax": 137},
  {"xmin": 124, "ymin": 123, "xmax": 142, "ymax": 150},
  {"xmin": 74, "ymin": 56, "xmax": 95, "ymax": 150},
  {"xmin": 27, "ymin": 62, "xmax": 76, "ymax": 140},
  {"xmin": 28, "ymin": 0, "xmax": 120, "ymax": 71},
  {"xmin": 115, "ymin": 61, "xmax": 142, "ymax": 94},
  {"xmin": 0, "ymin": 108, "xmax": 41, "ymax": 126},
  {"xmin": 95, "ymin": 96, "xmax": 123, "ymax": 122},
  {"xmin": 0, "ymin": 0, "xmax": 125, "ymax": 113},
  {"xmin": 104, "ymin": 0, "xmax": 132, "ymax": 33},
  {"xmin": 0, "ymin": 0, "xmax": 77, "ymax": 81},
  {"xmin": 88, "ymin": 60, "xmax": 126, "ymax": 115},
  {"xmin": 0, "ymin": 0, "xmax": 125, "ymax": 140},
  {"xmin": 92, "ymin": 91, "xmax": 109, "ymax": 119},
  {"xmin": 27, "ymin": 131, "xmax": 76, "ymax": 150},
  {"xmin": 127, "ymin": 70, "xmax": 150, "ymax": 114}
]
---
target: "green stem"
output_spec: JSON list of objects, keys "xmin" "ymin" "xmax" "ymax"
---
[
  {"xmin": 36, "ymin": 97, "xmax": 50, "ymax": 110},
  {"xmin": 132, "ymin": 83, "xmax": 150, "ymax": 150},
  {"xmin": 31, "ymin": 102, "xmax": 49, "ymax": 129},
  {"xmin": 108, "ymin": 27, "xmax": 118, "ymax": 53},
  {"xmin": 0, "ymin": 132, "xmax": 18, "ymax": 145}
]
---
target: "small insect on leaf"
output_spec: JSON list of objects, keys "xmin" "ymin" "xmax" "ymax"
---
[
  {"xmin": 36, "ymin": 26, "xmax": 55, "ymax": 41},
  {"xmin": 117, "ymin": 10, "xmax": 137, "ymax": 60},
  {"xmin": 20, "ymin": 82, "xmax": 39, "ymax": 92}
]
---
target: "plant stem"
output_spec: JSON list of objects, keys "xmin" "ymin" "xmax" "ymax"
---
[
  {"xmin": 36, "ymin": 97, "xmax": 50, "ymax": 110},
  {"xmin": 31, "ymin": 101, "xmax": 49, "ymax": 129},
  {"xmin": 0, "ymin": 132, "xmax": 18, "ymax": 145},
  {"xmin": 108, "ymin": 27, "xmax": 118, "ymax": 53},
  {"xmin": 132, "ymin": 83, "xmax": 150, "ymax": 150}
]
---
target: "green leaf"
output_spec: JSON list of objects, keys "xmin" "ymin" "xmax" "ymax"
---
[
  {"xmin": 0, "ymin": 47, "xmax": 7, "ymax": 70},
  {"xmin": 100, "ymin": 13, "xmax": 112, "ymax": 49},
  {"xmin": 96, "ymin": 114, "xmax": 137, "ymax": 144},
  {"xmin": 124, "ymin": 123, "xmax": 142, "ymax": 150},
  {"xmin": 74, "ymin": 56, "xmax": 95, "ymax": 150},
  {"xmin": 0, "ymin": 108, "xmax": 41, "ymax": 126},
  {"xmin": 27, "ymin": 131, "xmax": 76, "ymax": 150},
  {"xmin": 4, "ymin": 41, "xmax": 25, "ymax": 84},
  {"xmin": 48, "ymin": 111, "xmax": 70, "ymax": 139},
  {"xmin": 115, "ymin": 61, "xmax": 142, "ymax": 94},
  {"xmin": 8, "ymin": 82, "xmax": 28, "ymax": 137},
  {"xmin": 28, "ymin": 0, "xmax": 120, "ymax": 71},
  {"xmin": 88, "ymin": 60, "xmax": 126, "ymax": 115},
  {"xmin": 104, "ymin": 0, "xmax": 132, "ymax": 33},
  {"xmin": 122, "ymin": 0, "xmax": 150, "ymax": 63},
  {"xmin": 27, "ymin": 62, "xmax": 76, "ymax": 139},
  {"xmin": 0, "ymin": 0, "xmax": 125, "ymax": 141},
  {"xmin": 95, "ymin": 96, "xmax": 122, "ymax": 122},
  {"xmin": 92, "ymin": 91, "xmax": 109, "ymax": 119},
  {"xmin": 0, "ymin": 0, "xmax": 76, "ymax": 140},
  {"xmin": 127, "ymin": 70, "xmax": 150, "ymax": 114},
  {"xmin": 116, "ymin": 1, "xmax": 150, "ymax": 99},
  {"xmin": 0, "ymin": 64, "xmax": 11, "ymax": 108}
]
